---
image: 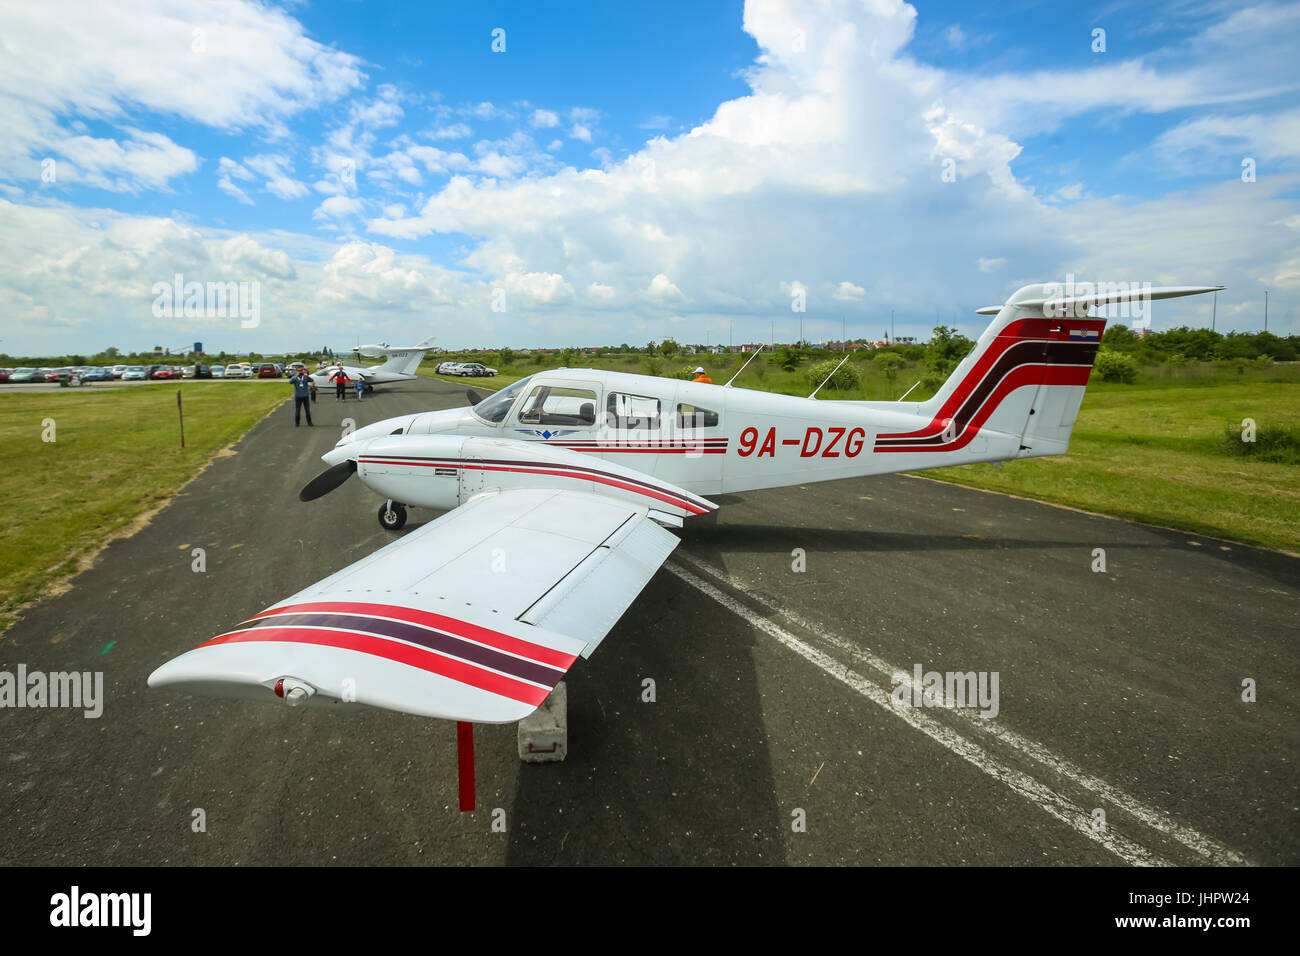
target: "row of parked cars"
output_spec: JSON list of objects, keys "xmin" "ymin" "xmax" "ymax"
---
[
  {"xmin": 435, "ymin": 362, "xmax": 497, "ymax": 377},
  {"xmin": 0, "ymin": 361, "xmax": 296, "ymax": 384}
]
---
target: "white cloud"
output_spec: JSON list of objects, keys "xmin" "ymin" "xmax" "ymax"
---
[
  {"xmin": 570, "ymin": 124, "xmax": 592, "ymax": 142},
  {"xmin": 427, "ymin": 123, "xmax": 473, "ymax": 140},
  {"xmin": 531, "ymin": 109, "xmax": 560, "ymax": 128},
  {"xmin": 245, "ymin": 153, "xmax": 309, "ymax": 200},
  {"xmin": 977, "ymin": 257, "xmax": 1006, "ymax": 273},
  {"xmin": 0, "ymin": 0, "xmax": 363, "ymax": 192},
  {"xmin": 647, "ymin": 273, "xmax": 685, "ymax": 301},
  {"xmin": 833, "ymin": 281, "xmax": 866, "ymax": 301}
]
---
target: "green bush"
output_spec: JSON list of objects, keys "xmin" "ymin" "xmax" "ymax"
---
[
  {"xmin": 804, "ymin": 359, "xmax": 862, "ymax": 392},
  {"xmin": 1218, "ymin": 422, "xmax": 1300, "ymax": 465},
  {"xmin": 1094, "ymin": 349, "xmax": 1139, "ymax": 383}
]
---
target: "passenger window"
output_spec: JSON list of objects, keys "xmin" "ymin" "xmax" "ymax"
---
[
  {"xmin": 606, "ymin": 393, "xmax": 660, "ymax": 430},
  {"xmin": 677, "ymin": 402, "xmax": 719, "ymax": 428},
  {"xmin": 518, "ymin": 385, "xmax": 599, "ymax": 426}
]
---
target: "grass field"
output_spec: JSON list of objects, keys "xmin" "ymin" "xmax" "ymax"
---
[
  {"xmin": 424, "ymin": 355, "xmax": 1300, "ymax": 553},
  {"xmin": 0, "ymin": 381, "xmax": 286, "ymax": 633},
  {"xmin": 925, "ymin": 382, "xmax": 1300, "ymax": 553}
]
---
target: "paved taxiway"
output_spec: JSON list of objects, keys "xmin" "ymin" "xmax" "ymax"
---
[{"xmin": 1, "ymin": 379, "xmax": 1295, "ymax": 865}]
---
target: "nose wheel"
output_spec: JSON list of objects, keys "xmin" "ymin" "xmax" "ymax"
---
[{"xmin": 378, "ymin": 500, "xmax": 408, "ymax": 531}]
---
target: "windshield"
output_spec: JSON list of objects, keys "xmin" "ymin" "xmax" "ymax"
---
[{"xmin": 472, "ymin": 375, "xmax": 534, "ymax": 424}]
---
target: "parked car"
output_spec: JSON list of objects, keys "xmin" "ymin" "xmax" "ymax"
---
[
  {"xmin": 150, "ymin": 365, "xmax": 180, "ymax": 380},
  {"xmin": 457, "ymin": 363, "xmax": 497, "ymax": 377},
  {"xmin": 257, "ymin": 363, "xmax": 279, "ymax": 379},
  {"xmin": 80, "ymin": 367, "xmax": 114, "ymax": 382},
  {"xmin": 225, "ymin": 363, "xmax": 249, "ymax": 378},
  {"xmin": 210, "ymin": 365, "xmax": 226, "ymax": 378},
  {"xmin": 8, "ymin": 368, "xmax": 44, "ymax": 382},
  {"xmin": 111, "ymin": 364, "xmax": 128, "ymax": 378},
  {"xmin": 0, "ymin": 369, "xmax": 10, "ymax": 382},
  {"xmin": 122, "ymin": 366, "xmax": 148, "ymax": 380}
]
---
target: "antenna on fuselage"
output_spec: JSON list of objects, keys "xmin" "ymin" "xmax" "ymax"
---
[
  {"xmin": 896, "ymin": 381, "xmax": 921, "ymax": 401},
  {"xmin": 723, "ymin": 343, "xmax": 766, "ymax": 388},
  {"xmin": 808, "ymin": 352, "xmax": 851, "ymax": 399}
]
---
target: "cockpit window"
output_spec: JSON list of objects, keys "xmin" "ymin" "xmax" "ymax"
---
[
  {"xmin": 472, "ymin": 375, "xmax": 534, "ymax": 424},
  {"xmin": 518, "ymin": 385, "xmax": 598, "ymax": 426}
]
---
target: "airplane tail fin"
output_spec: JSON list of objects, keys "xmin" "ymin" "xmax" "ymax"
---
[{"xmin": 876, "ymin": 283, "xmax": 1222, "ymax": 460}]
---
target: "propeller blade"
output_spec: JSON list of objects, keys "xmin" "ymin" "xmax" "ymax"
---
[
  {"xmin": 299, "ymin": 460, "xmax": 357, "ymax": 502},
  {"xmin": 466, "ymin": 388, "xmax": 485, "ymax": 406}
]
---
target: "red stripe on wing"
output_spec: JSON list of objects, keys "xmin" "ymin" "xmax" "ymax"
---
[
  {"xmin": 249, "ymin": 602, "xmax": 578, "ymax": 669},
  {"xmin": 199, "ymin": 625, "xmax": 552, "ymax": 706}
]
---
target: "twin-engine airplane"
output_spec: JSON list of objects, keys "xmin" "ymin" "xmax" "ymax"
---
[
  {"xmin": 310, "ymin": 338, "xmax": 435, "ymax": 392},
  {"xmin": 150, "ymin": 283, "xmax": 1221, "ymax": 740}
]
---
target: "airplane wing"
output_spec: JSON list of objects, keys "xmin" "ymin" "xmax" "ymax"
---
[{"xmin": 148, "ymin": 488, "xmax": 682, "ymax": 723}]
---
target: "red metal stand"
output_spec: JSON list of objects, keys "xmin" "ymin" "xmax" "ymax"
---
[{"xmin": 456, "ymin": 721, "xmax": 475, "ymax": 812}]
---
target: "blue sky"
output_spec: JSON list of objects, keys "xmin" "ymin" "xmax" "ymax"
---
[{"xmin": 2, "ymin": 0, "xmax": 1297, "ymax": 355}]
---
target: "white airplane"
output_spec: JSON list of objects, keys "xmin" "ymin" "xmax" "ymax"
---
[
  {"xmin": 311, "ymin": 339, "xmax": 435, "ymax": 392},
  {"xmin": 149, "ymin": 283, "xmax": 1220, "ymax": 775}
]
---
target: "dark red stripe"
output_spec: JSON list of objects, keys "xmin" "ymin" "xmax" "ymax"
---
[
  {"xmin": 200, "ymin": 626, "xmax": 553, "ymax": 705},
  {"xmin": 250, "ymin": 602, "xmax": 577, "ymax": 669},
  {"xmin": 359, "ymin": 456, "xmax": 714, "ymax": 514},
  {"xmin": 233, "ymin": 612, "xmax": 563, "ymax": 686},
  {"xmin": 874, "ymin": 365, "xmax": 1090, "ymax": 452}
]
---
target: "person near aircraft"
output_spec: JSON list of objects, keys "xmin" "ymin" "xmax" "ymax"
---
[
  {"xmin": 332, "ymin": 366, "xmax": 351, "ymax": 400},
  {"xmin": 692, "ymin": 366, "xmax": 713, "ymax": 383},
  {"xmin": 354, "ymin": 377, "xmax": 365, "ymax": 400},
  {"xmin": 290, "ymin": 368, "xmax": 313, "ymax": 426}
]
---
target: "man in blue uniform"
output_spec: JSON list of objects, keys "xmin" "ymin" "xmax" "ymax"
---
[{"xmin": 290, "ymin": 368, "xmax": 314, "ymax": 426}]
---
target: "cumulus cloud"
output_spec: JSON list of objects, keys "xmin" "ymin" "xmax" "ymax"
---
[{"xmin": 0, "ymin": 0, "xmax": 363, "ymax": 192}]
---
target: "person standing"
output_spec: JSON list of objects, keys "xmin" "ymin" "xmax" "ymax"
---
[
  {"xmin": 692, "ymin": 365, "xmax": 713, "ymax": 383},
  {"xmin": 290, "ymin": 368, "xmax": 313, "ymax": 426},
  {"xmin": 332, "ymin": 365, "xmax": 350, "ymax": 400}
]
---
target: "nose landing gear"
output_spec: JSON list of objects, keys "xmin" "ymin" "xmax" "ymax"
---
[{"xmin": 378, "ymin": 500, "xmax": 408, "ymax": 531}]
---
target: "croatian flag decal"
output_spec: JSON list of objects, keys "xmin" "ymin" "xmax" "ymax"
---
[{"xmin": 1069, "ymin": 328, "xmax": 1100, "ymax": 341}]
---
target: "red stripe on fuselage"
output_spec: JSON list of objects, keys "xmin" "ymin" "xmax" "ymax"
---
[
  {"xmin": 358, "ymin": 457, "xmax": 713, "ymax": 514},
  {"xmin": 878, "ymin": 321, "xmax": 1105, "ymax": 442},
  {"xmin": 874, "ymin": 364, "xmax": 1091, "ymax": 452}
]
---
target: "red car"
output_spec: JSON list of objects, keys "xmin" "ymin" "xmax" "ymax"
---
[{"xmin": 256, "ymin": 363, "xmax": 279, "ymax": 378}]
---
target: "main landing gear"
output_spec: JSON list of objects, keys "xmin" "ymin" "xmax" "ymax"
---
[{"xmin": 378, "ymin": 500, "xmax": 407, "ymax": 531}]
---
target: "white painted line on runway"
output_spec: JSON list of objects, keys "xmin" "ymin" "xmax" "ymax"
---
[{"xmin": 669, "ymin": 555, "xmax": 1247, "ymax": 866}]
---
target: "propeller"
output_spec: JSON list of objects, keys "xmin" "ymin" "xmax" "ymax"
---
[
  {"xmin": 466, "ymin": 387, "xmax": 485, "ymax": 406},
  {"xmin": 299, "ymin": 459, "xmax": 357, "ymax": 501}
]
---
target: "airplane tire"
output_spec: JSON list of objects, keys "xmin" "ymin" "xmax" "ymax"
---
[{"xmin": 378, "ymin": 501, "xmax": 407, "ymax": 531}]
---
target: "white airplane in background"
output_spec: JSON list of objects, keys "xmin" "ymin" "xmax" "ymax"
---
[
  {"xmin": 311, "ymin": 339, "xmax": 435, "ymax": 392},
  {"xmin": 150, "ymin": 283, "xmax": 1221, "ymax": 752}
]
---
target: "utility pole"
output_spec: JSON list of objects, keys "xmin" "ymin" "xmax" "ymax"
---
[
  {"xmin": 1264, "ymin": 290, "xmax": 1269, "ymax": 332},
  {"xmin": 890, "ymin": 309, "xmax": 894, "ymax": 344},
  {"xmin": 1211, "ymin": 290, "xmax": 1217, "ymax": 332}
]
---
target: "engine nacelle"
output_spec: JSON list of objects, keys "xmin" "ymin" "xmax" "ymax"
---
[
  {"xmin": 353, "ymin": 434, "xmax": 716, "ymax": 520},
  {"xmin": 355, "ymin": 344, "xmax": 387, "ymax": 358}
]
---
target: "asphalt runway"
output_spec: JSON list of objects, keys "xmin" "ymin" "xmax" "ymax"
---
[{"xmin": 2, "ymin": 379, "xmax": 1295, "ymax": 866}]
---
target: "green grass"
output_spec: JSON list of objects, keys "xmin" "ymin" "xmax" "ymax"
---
[
  {"xmin": 0, "ymin": 381, "xmax": 287, "ymax": 633},
  {"xmin": 923, "ymin": 382, "xmax": 1300, "ymax": 553}
]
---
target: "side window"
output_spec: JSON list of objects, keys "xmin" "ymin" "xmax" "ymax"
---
[
  {"xmin": 677, "ymin": 402, "xmax": 719, "ymax": 428},
  {"xmin": 518, "ymin": 386, "xmax": 599, "ymax": 426},
  {"xmin": 606, "ymin": 392, "xmax": 661, "ymax": 430}
]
